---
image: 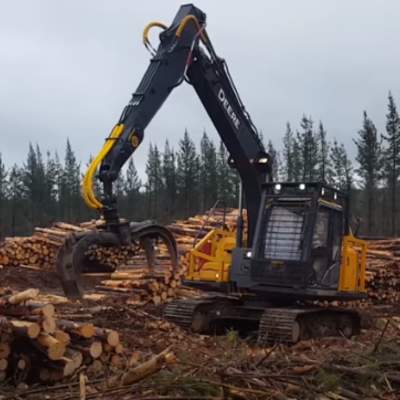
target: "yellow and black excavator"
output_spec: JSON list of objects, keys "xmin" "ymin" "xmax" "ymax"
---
[{"xmin": 57, "ymin": 4, "xmax": 367, "ymax": 343}]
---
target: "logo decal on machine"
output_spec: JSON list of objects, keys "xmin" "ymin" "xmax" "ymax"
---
[{"xmin": 218, "ymin": 88, "xmax": 240, "ymax": 130}]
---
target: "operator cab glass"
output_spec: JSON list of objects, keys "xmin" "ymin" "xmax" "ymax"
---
[
  {"xmin": 264, "ymin": 204, "xmax": 305, "ymax": 261},
  {"xmin": 252, "ymin": 182, "xmax": 347, "ymax": 291}
]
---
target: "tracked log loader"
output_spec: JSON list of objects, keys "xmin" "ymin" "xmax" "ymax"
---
[{"xmin": 57, "ymin": 4, "xmax": 367, "ymax": 343}]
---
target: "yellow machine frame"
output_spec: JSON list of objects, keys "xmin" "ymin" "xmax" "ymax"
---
[
  {"xmin": 338, "ymin": 235, "xmax": 367, "ymax": 293},
  {"xmin": 186, "ymin": 229, "xmax": 367, "ymax": 295},
  {"xmin": 186, "ymin": 229, "xmax": 236, "ymax": 283}
]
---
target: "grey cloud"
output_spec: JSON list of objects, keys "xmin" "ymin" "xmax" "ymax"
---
[{"xmin": 1, "ymin": 0, "xmax": 400, "ymax": 177}]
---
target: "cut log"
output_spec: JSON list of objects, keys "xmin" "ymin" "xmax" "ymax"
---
[
  {"xmin": 72, "ymin": 340, "xmax": 103, "ymax": 359},
  {"xmin": 35, "ymin": 334, "xmax": 66, "ymax": 361},
  {"xmin": 17, "ymin": 357, "xmax": 28, "ymax": 370},
  {"xmin": 89, "ymin": 341, "xmax": 103, "ymax": 359},
  {"xmin": 42, "ymin": 317, "xmax": 56, "ymax": 334},
  {"xmin": 94, "ymin": 328, "xmax": 119, "ymax": 347},
  {"xmin": 10, "ymin": 320, "xmax": 41, "ymax": 339},
  {"xmin": 30, "ymin": 303, "xmax": 56, "ymax": 318},
  {"xmin": 108, "ymin": 347, "xmax": 175, "ymax": 387},
  {"xmin": 54, "ymin": 330, "xmax": 71, "ymax": 345},
  {"xmin": 56, "ymin": 356, "xmax": 77, "ymax": 377},
  {"xmin": 8, "ymin": 289, "xmax": 39, "ymax": 305},
  {"xmin": 57, "ymin": 320, "xmax": 95, "ymax": 338},
  {"xmin": 114, "ymin": 343, "xmax": 124, "ymax": 354},
  {"xmin": 64, "ymin": 348, "xmax": 83, "ymax": 370}
]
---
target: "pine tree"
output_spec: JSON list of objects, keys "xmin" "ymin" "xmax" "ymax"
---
[
  {"xmin": 317, "ymin": 121, "xmax": 331, "ymax": 183},
  {"xmin": 125, "ymin": 158, "xmax": 141, "ymax": 195},
  {"xmin": 382, "ymin": 92, "xmax": 400, "ymax": 235},
  {"xmin": 0, "ymin": 154, "xmax": 7, "ymax": 238},
  {"xmin": 0, "ymin": 154, "xmax": 6, "ymax": 204},
  {"xmin": 44, "ymin": 151, "xmax": 58, "ymax": 223},
  {"xmin": 162, "ymin": 140, "xmax": 177, "ymax": 217},
  {"xmin": 176, "ymin": 130, "xmax": 199, "ymax": 217},
  {"xmin": 145, "ymin": 143, "xmax": 164, "ymax": 219},
  {"xmin": 330, "ymin": 140, "xmax": 352, "ymax": 190},
  {"xmin": 297, "ymin": 115, "xmax": 319, "ymax": 181},
  {"xmin": 62, "ymin": 140, "xmax": 81, "ymax": 221},
  {"xmin": 53, "ymin": 152, "xmax": 64, "ymax": 219},
  {"xmin": 282, "ymin": 122, "xmax": 300, "ymax": 182},
  {"xmin": 7, "ymin": 165, "xmax": 24, "ymax": 235},
  {"xmin": 292, "ymin": 137, "xmax": 302, "ymax": 182},
  {"xmin": 22, "ymin": 144, "xmax": 39, "ymax": 227},
  {"xmin": 267, "ymin": 140, "xmax": 280, "ymax": 181},
  {"xmin": 199, "ymin": 132, "xmax": 218, "ymax": 211},
  {"xmin": 354, "ymin": 111, "xmax": 382, "ymax": 234},
  {"xmin": 113, "ymin": 174, "xmax": 126, "ymax": 202},
  {"xmin": 124, "ymin": 158, "xmax": 142, "ymax": 219},
  {"xmin": 216, "ymin": 141, "xmax": 234, "ymax": 207}
]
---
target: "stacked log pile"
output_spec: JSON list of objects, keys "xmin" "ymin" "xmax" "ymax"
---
[
  {"xmin": 95, "ymin": 267, "xmax": 198, "ymax": 305},
  {"xmin": 366, "ymin": 239, "xmax": 400, "ymax": 303},
  {"xmin": 1, "ymin": 209, "xmax": 400, "ymax": 305},
  {"xmin": 0, "ymin": 223, "xmax": 88, "ymax": 270},
  {"xmin": 0, "ymin": 209, "xmax": 240, "ymax": 270},
  {"xmin": 0, "ymin": 288, "xmax": 158, "ymax": 385},
  {"xmin": 0, "ymin": 209, "xmax": 239, "ymax": 304}
]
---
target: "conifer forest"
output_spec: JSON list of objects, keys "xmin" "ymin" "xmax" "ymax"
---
[{"xmin": 1, "ymin": 92, "xmax": 399, "ymax": 238}]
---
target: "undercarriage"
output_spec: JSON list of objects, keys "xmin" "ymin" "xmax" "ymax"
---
[{"xmin": 164, "ymin": 295, "xmax": 360, "ymax": 344}]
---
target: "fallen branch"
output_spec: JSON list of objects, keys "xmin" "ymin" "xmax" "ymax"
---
[{"xmin": 107, "ymin": 346, "xmax": 176, "ymax": 387}]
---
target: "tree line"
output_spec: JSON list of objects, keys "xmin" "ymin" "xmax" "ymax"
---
[{"xmin": 0, "ymin": 92, "xmax": 399, "ymax": 237}]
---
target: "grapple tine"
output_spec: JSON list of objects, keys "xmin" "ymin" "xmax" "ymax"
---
[
  {"xmin": 56, "ymin": 233, "xmax": 83, "ymax": 299},
  {"xmin": 56, "ymin": 231, "xmax": 120, "ymax": 299},
  {"xmin": 132, "ymin": 223, "xmax": 178, "ymax": 274},
  {"xmin": 141, "ymin": 238, "xmax": 156, "ymax": 272}
]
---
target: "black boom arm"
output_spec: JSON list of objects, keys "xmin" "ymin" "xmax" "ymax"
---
[{"xmin": 83, "ymin": 4, "xmax": 271, "ymax": 246}]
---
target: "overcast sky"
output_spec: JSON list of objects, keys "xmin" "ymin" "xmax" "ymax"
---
[{"xmin": 1, "ymin": 0, "xmax": 400, "ymax": 177}]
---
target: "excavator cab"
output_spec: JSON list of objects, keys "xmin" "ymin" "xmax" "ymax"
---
[
  {"xmin": 185, "ymin": 182, "xmax": 367, "ymax": 302},
  {"xmin": 236, "ymin": 182, "xmax": 367, "ymax": 301}
]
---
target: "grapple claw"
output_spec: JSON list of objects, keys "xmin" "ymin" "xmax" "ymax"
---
[{"xmin": 56, "ymin": 222, "xmax": 178, "ymax": 299}]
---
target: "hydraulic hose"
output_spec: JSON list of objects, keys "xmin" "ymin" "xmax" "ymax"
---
[
  {"xmin": 142, "ymin": 21, "xmax": 167, "ymax": 54},
  {"xmin": 175, "ymin": 15, "xmax": 207, "ymax": 43},
  {"xmin": 81, "ymin": 124, "xmax": 125, "ymax": 210}
]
